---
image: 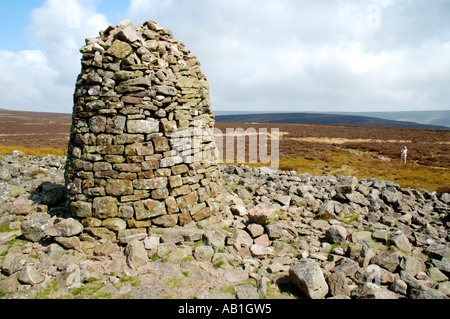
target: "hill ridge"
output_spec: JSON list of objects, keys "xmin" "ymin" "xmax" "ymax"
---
[{"xmin": 215, "ymin": 112, "xmax": 449, "ymax": 130}]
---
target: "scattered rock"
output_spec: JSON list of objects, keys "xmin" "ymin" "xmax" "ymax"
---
[
  {"xmin": 235, "ymin": 284, "xmax": 259, "ymax": 299},
  {"xmin": 193, "ymin": 245, "xmax": 215, "ymax": 262},
  {"xmin": 1, "ymin": 151, "xmax": 449, "ymax": 300},
  {"xmin": 409, "ymin": 287, "xmax": 448, "ymax": 299},
  {"xmin": 326, "ymin": 272, "xmax": 351, "ymax": 297},
  {"xmin": 18, "ymin": 265, "xmax": 45, "ymax": 286},
  {"xmin": 289, "ymin": 258, "xmax": 329, "ymax": 299},
  {"xmin": 57, "ymin": 264, "xmax": 81, "ymax": 289},
  {"xmin": 390, "ymin": 279, "xmax": 408, "ymax": 295},
  {"xmin": 248, "ymin": 205, "xmax": 278, "ymax": 225},
  {"xmin": 20, "ymin": 215, "xmax": 52, "ymax": 242},
  {"xmin": 325, "ymin": 225, "xmax": 347, "ymax": 244},
  {"xmin": 390, "ymin": 233, "xmax": 412, "ymax": 253},
  {"xmin": 125, "ymin": 240, "xmax": 149, "ymax": 269},
  {"xmin": 2, "ymin": 253, "xmax": 24, "ymax": 276},
  {"xmin": 45, "ymin": 218, "xmax": 84, "ymax": 237}
]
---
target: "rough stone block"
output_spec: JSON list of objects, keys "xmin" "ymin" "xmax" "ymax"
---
[
  {"xmin": 106, "ymin": 40, "xmax": 133, "ymax": 59},
  {"xmin": 133, "ymin": 199, "xmax": 167, "ymax": 220},
  {"xmin": 127, "ymin": 119, "xmax": 159, "ymax": 134},
  {"xmin": 289, "ymin": 259, "xmax": 329, "ymax": 299},
  {"xmin": 133, "ymin": 177, "xmax": 168, "ymax": 190},
  {"xmin": 105, "ymin": 179, "xmax": 134, "ymax": 196},
  {"xmin": 177, "ymin": 192, "xmax": 198, "ymax": 214},
  {"xmin": 93, "ymin": 197, "xmax": 118, "ymax": 219}
]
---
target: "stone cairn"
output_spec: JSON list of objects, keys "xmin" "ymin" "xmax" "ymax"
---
[{"xmin": 64, "ymin": 20, "xmax": 223, "ymax": 239}]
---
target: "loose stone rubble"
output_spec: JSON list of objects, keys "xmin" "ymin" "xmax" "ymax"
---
[
  {"xmin": 1, "ymin": 151, "xmax": 449, "ymax": 299},
  {"xmin": 65, "ymin": 19, "xmax": 223, "ymax": 231}
]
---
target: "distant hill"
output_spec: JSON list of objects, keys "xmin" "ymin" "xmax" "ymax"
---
[
  {"xmin": 215, "ymin": 112, "xmax": 449, "ymax": 130},
  {"xmin": 331, "ymin": 110, "xmax": 450, "ymax": 128}
]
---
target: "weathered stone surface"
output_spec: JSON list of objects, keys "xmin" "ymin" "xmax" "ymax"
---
[
  {"xmin": 125, "ymin": 240, "xmax": 149, "ymax": 269},
  {"xmin": 289, "ymin": 259, "xmax": 329, "ymax": 299},
  {"xmin": 247, "ymin": 223, "xmax": 265, "ymax": 238},
  {"xmin": 133, "ymin": 199, "xmax": 166, "ymax": 220},
  {"xmin": 203, "ymin": 229, "xmax": 226, "ymax": 252},
  {"xmin": 20, "ymin": 215, "xmax": 52, "ymax": 242},
  {"xmin": 390, "ymin": 279, "xmax": 408, "ymax": 295},
  {"xmin": 71, "ymin": 201, "xmax": 92, "ymax": 218},
  {"xmin": 227, "ymin": 228, "xmax": 254, "ymax": 248},
  {"xmin": 127, "ymin": 119, "xmax": 159, "ymax": 134},
  {"xmin": 107, "ymin": 40, "xmax": 133, "ymax": 59},
  {"xmin": 9, "ymin": 198, "xmax": 35, "ymax": 216},
  {"xmin": 370, "ymin": 252, "xmax": 400, "ymax": 273},
  {"xmin": 133, "ymin": 178, "xmax": 167, "ymax": 190},
  {"xmin": 400, "ymin": 256, "xmax": 426, "ymax": 277},
  {"xmin": 57, "ymin": 264, "xmax": 81, "ymax": 288},
  {"xmin": 390, "ymin": 233, "xmax": 412, "ymax": 253},
  {"xmin": 235, "ymin": 284, "xmax": 260, "ymax": 299},
  {"xmin": 152, "ymin": 214, "xmax": 178, "ymax": 227},
  {"xmin": 118, "ymin": 228, "xmax": 147, "ymax": 244},
  {"xmin": 325, "ymin": 225, "xmax": 347, "ymax": 244},
  {"xmin": 248, "ymin": 205, "xmax": 278, "ymax": 225},
  {"xmin": 326, "ymin": 272, "xmax": 351, "ymax": 297},
  {"xmin": 102, "ymin": 218, "xmax": 127, "ymax": 232},
  {"xmin": 18, "ymin": 265, "xmax": 45, "ymax": 286},
  {"xmin": 409, "ymin": 287, "xmax": 448, "ymax": 299},
  {"xmin": 193, "ymin": 245, "xmax": 215, "ymax": 262},
  {"xmin": 2, "ymin": 253, "xmax": 23, "ymax": 276},
  {"xmin": 45, "ymin": 218, "xmax": 84, "ymax": 237},
  {"xmin": 93, "ymin": 197, "xmax": 118, "ymax": 219},
  {"xmin": 117, "ymin": 27, "xmax": 140, "ymax": 43},
  {"xmin": 105, "ymin": 179, "xmax": 134, "ymax": 196}
]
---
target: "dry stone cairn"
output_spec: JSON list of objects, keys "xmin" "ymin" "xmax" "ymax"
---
[{"xmin": 64, "ymin": 20, "xmax": 223, "ymax": 237}]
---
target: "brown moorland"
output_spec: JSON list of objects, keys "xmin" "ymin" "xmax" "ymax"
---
[
  {"xmin": 0, "ymin": 108, "xmax": 448, "ymax": 193},
  {"xmin": 0, "ymin": 108, "xmax": 71, "ymax": 151},
  {"xmin": 215, "ymin": 122, "xmax": 450, "ymax": 193}
]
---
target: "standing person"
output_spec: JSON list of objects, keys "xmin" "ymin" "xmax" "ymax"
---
[{"xmin": 400, "ymin": 146, "xmax": 408, "ymax": 164}]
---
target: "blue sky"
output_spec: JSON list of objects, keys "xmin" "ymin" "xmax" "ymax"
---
[
  {"xmin": 1, "ymin": 1, "xmax": 40, "ymax": 52},
  {"xmin": 1, "ymin": 0, "xmax": 449, "ymax": 114}
]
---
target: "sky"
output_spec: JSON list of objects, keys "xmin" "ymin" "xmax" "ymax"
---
[{"xmin": 0, "ymin": 0, "xmax": 449, "ymax": 114}]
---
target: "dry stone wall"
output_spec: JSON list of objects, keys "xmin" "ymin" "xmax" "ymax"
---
[{"xmin": 64, "ymin": 20, "xmax": 223, "ymax": 236}]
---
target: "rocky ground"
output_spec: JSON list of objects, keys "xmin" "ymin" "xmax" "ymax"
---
[{"xmin": 0, "ymin": 151, "xmax": 449, "ymax": 299}]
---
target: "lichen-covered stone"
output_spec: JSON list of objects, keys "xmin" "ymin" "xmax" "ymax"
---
[{"xmin": 93, "ymin": 197, "xmax": 119, "ymax": 219}]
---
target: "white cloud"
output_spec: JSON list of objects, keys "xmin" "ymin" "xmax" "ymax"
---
[
  {"xmin": 27, "ymin": 0, "xmax": 109, "ymax": 85},
  {"xmin": 2, "ymin": 0, "xmax": 449, "ymax": 114},
  {"xmin": 0, "ymin": 49, "xmax": 61, "ymax": 110},
  {"xmin": 123, "ymin": 0, "xmax": 450, "ymax": 113},
  {"xmin": 0, "ymin": 0, "xmax": 109, "ymax": 113}
]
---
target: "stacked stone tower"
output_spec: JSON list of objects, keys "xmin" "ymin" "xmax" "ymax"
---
[{"xmin": 64, "ymin": 20, "xmax": 223, "ymax": 237}]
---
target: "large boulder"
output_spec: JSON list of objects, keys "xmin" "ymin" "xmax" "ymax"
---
[
  {"xmin": 289, "ymin": 258, "xmax": 329, "ymax": 299},
  {"xmin": 20, "ymin": 215, "xmax": 53, "ymax": 242}
]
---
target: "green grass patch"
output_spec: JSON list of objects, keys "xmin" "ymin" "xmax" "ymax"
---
[
  {"xmin": 0, "ymin": 225, "xmax": 11, "ymax": 233},
  {"xmin": 119, "ymin": 276, "xmax": 141, "ymax": 287}
]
